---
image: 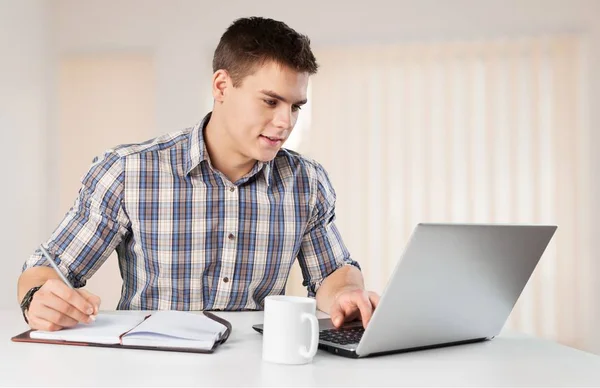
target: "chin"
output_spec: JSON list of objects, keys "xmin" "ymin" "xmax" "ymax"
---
[
  {"xmin": 254, "ymin": 150, "xmax": 280, "ymax": 163},
  {"xmin": 256, "ymin": 154, "xmax": 278, "ymax": 163}
]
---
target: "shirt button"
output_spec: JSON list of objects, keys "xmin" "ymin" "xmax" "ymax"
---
[
  {"xmin": 228, "ymin": 233, "xmax": 235, "ymax": 240},
  {"xmin": 223, "ymin": 277, "xmax": 229, "ymax": 283},
  {"xmin": 229, "ymin": 187, "xmax": 235, "ymax": 192}
]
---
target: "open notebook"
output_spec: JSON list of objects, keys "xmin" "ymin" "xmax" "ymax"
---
[{"xmin": 12, "ymin": 311, "xmax": 231, "ymax": 354}]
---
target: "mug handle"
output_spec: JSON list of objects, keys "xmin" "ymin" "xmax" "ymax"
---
[{"xmin": 299, "ymin": 312, "xmax": 319, "ymax": 359}]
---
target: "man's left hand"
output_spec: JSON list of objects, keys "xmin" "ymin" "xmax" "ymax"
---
[{"xmin": 329, "ymin": 288, "xmax": 380, "ymax": 328}]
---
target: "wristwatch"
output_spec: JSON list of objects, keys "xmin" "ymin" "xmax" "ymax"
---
[{"xmin": 20, "ymin": 285, "xmax": 42, "ymax": 324}]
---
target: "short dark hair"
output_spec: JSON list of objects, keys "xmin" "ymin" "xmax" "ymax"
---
[{"xmin": 212, "ymin": 17, "xmax": 318, "ymax": 87}]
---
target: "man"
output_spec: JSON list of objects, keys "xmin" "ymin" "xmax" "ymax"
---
[{"xmin": 17, "ymin": 17, "xmax": 379, "ymax": 332}]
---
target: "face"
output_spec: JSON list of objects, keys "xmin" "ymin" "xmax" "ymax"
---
[{"xmin": 213, "ymin": 61, "xmax": 309, "ymax": 163}]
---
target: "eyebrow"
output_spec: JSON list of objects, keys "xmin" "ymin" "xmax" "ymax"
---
[{"xmin": 260, "ymin": 90, "xmax": 308, "ymax": 106}]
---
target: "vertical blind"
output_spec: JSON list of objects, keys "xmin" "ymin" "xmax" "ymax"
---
[{"xmin": 288, "ymin": 36, "xmax": 590, "ymax": 350}]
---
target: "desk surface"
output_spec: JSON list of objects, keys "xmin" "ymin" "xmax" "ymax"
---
[{"xmin": 2, "ymin": 309, "xmax": 600, "ymax": 387}]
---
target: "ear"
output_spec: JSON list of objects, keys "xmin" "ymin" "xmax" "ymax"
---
[{"xmin": 212, "ymin": 69, "xmax": 230, "ymax": 103}]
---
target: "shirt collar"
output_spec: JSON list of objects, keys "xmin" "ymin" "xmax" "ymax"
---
[
  {"xmin": 185, "ymin": 112, "xmax": 211, "ymax": 175},
  {"xmin": 186, "ymin": 112, "xmax": 273, "ymax": 186}
]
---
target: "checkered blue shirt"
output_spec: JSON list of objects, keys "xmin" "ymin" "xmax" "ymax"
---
[{"xmin": 24, "ymin": 113, "xmax": 359, "ymax": 310}]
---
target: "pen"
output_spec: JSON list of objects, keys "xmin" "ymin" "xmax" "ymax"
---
[
  {"xmin": 39, "ymin": 244, "xmax": 74, "ymax": 289},
  {"xmin": 39, "ymin": 244, "xmax": 96, "ymax": 320}
]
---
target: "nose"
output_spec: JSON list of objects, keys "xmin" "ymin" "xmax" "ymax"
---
[{"xmin": 273, "ymin": 106, "xmax": 293, "ymax": 130}]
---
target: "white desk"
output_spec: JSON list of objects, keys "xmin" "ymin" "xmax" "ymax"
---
[{"xmin": 2, "ymin": 309, "xmax": 600, "ymax": 387}]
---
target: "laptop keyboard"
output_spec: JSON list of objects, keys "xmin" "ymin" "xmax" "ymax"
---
[{"xmin": 320, "ymin": 327, "xmax": 364, "ymax": 345}]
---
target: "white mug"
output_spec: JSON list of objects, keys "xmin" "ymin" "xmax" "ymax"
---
[{"xmin": 262, "ymin": 295, "xmax": 319, "ymax": 365}]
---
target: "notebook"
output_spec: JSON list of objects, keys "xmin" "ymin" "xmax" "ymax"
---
[{"xmin": 12, "ymin": 311, "xmax": 232, "ymax": 354}]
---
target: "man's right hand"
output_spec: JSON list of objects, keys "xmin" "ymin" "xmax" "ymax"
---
[{"xmin": 26, "ymin": 279, "xmax": 101, "ymax": 331}]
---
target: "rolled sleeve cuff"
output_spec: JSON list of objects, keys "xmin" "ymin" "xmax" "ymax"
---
[
  {"xmin": 303, "ymin": 258, "xmax": 361, "ymax": 297},
  {"xmin": 22, "ymin": 250, "xmax": 87, "ymax": 289}
]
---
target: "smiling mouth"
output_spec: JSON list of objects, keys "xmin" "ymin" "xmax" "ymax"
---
[{"xmin": 260, "ymin": 135, "xmax": 284, "ymax": 142}]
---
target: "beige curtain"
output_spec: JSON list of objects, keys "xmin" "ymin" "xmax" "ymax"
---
[{"xmin": 288, "ymin": 36, "xmax": 590, "ymax": 351}]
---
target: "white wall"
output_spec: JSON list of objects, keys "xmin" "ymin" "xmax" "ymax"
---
[
  {"xmin": 0, "ymin": 0, "xmax": 48, "ymax": 310},
  {"xmin": 5, "ymin": 0, "xmax": 600, "ymax": 353}
]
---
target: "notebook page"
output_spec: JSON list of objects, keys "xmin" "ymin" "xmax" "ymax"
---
[
  {"xmin": 30, "ymin": 313, "xmax": 147, "ymax": 344},
  {"xmin": 123, "ymin": 311, "xmax": 226, "ymax": 342},
  {"xmin": 120, "ymin": 334, "xmax": 215, "ymax": 350}
]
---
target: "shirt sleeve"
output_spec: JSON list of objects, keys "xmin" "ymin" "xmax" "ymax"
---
[
  {"xmin": 296, "ymin": 161, "xmax": 360, "ymax": 297},
  {"xmin": 22, "ymin": 151, "xmax": 131, "ymax": 288}
]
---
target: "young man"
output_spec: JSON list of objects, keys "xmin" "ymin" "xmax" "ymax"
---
[{"xmin": 17, "ymin": 17, "xmax": 379, "ymax": 331}]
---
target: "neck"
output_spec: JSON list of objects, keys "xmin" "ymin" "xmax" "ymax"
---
[{"xmin": 204, "ymin": 113, "xmax": 256, "ymax": 183}]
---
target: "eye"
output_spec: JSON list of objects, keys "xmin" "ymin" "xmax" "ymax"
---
[
  {"xmin": 263, "ymin": 99, "xmax": 277, "ymax": 107},
  {"xmin": 292, "ymin": 105, "xmax": 302, "ymax": 112}
]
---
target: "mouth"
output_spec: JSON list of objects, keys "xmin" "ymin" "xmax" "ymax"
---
[{"xmin": 260, "ymin": 135, "xmax": 284, "ymax": 147}]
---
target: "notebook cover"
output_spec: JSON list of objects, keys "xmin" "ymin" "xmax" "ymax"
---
[{"xmin": 11, "ymin": 311, "xmax": 232, "ymax": 354}]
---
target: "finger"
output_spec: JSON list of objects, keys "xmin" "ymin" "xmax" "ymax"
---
[
  {"xmin": 355, "ymin": 292, "xmax": 374, "ymax": 328},
  {"xmin": 41, "ymin": 293, "xmax": 93, "ymax": 324},
  {"xmin": 45, "ymin": 280, "xmax": 94, "ymax": 315},
  {"xmin": 32, "ymin": 302, "xmax": 79, "ymax": 328},
  {"xmin": 329, "ymin": 301, "xmax": 346, "ymax": 328},
  {"xmin": 368, "ymin": 292, "xmax": 380, "ymax": 310},
  {"xmin": 78, "ymin": 289, "xmax": 101, "ymax": 315},
  {"xmin": 341, "ymin": 304, "xmax": 361, "ymax": 323},
  {"xmin": 28, "ymin": 315, "xmax": 62, "ymax": 332}
]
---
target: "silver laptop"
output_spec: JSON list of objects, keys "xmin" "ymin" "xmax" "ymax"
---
[{"xmin": 253, "ymin": 223, "xmax": 557, "ymax": 358}]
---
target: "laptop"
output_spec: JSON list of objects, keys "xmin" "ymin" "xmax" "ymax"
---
[{"xmin": 253, "ymin": 223, "xmax": 557, "ymax": 358}]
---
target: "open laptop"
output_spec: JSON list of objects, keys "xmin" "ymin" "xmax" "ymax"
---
[{"xmin": 253, "ymin": 223, "xmax": 557, "ymax": 358}]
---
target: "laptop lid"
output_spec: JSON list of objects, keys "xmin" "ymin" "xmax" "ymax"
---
[{"xmin": 355, "ymin": 223, "xmax": 557, "ymax": 357}]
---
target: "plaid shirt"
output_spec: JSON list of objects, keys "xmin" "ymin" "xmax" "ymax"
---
[{"xmin": 24, "ymin": 113, "xmax": 358, "ymax": 310}]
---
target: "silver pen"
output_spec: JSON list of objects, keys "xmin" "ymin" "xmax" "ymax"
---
[
  {"xmin": 39, "ymin": 244, "xmax": 96, "ymax": 320},
  {"xmin": 39, "ymin": 244, "xmax": 74, "ymax": 289}
]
